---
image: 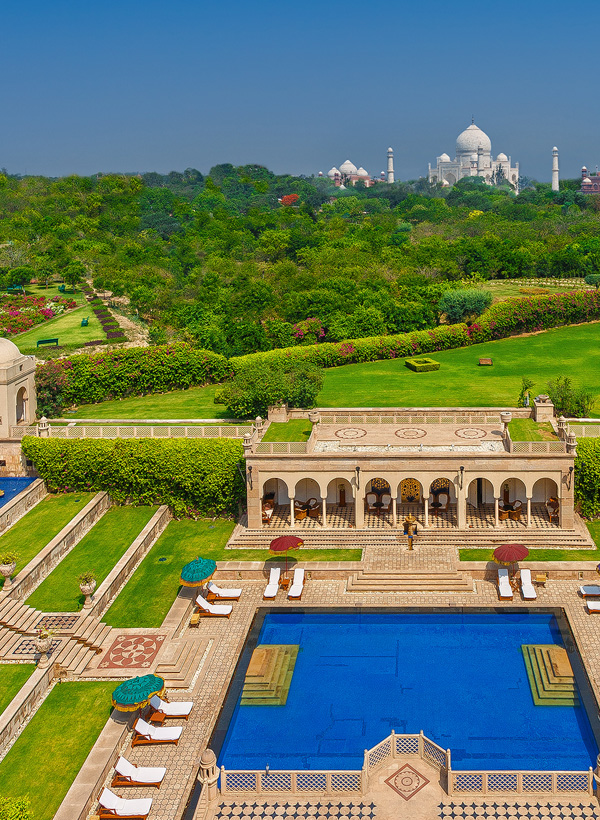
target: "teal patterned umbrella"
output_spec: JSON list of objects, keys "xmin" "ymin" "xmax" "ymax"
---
[
  {"xmin": 111, "ymin": 674, "xmax": 165, "ymax": 712},
  {"xmin": 180, "ymin": 556, "xmax": 217, "ymax": 588}
]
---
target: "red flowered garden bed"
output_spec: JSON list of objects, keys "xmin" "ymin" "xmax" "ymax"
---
[{"xmin": 0, "ymin": 294, "xmax": 77, "ymax": 337}]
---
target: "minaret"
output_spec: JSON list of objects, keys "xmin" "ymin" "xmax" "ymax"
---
[
  {"xmin": 552, "ymin": 147, "xmax": 559, "ymax": 192},
  {"xmin": 387, "ymin": 147, "xmax": 394, "ymax": 184}
]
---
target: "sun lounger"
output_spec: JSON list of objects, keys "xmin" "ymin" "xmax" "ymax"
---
[
  {"xmin": 195, "ymin": 595, "xmax": 232, "ymax": 618},
  {"xmin": 98, "ymin": 786, "xmax": 152, "ymax": 818},
  {"xmin": 497, "ymin": 567, "xmax": 513, "ymax": 600},
  {"xmin": 112, "ymin": 756, "xmax": 166, "ymax": 789},
  {"xmin": 288, "ymin": 568, "xmax": 305, "ymax": 600},
  {"xmin": 132, "ymin": 718, "xmax": 182, "ymax": 747},
  {"xmin": 206, "ymin": 580, "xmax": 242, "ymax": 601},
  {"xmin": 263, "ymin": 567, "xmax": 280, "ymax": 599},
  {"xmin": 520, "ymin": 569, "xmax": 537, "ymax": 600},
  {"xmin": 149, "ymin": 694, "xmax": 193, "ymax": 720},
  {"xmin": 579, "ymin": 585, "xmax": 600, "ymax": 597},
  {"xmin": 586, "ymin": 599, "xmax": 600, "ymax": 614}
]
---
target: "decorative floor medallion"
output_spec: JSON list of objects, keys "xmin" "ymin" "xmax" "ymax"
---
[
  {"xmin": 455, "ymin": 427, "xmax": 487, "ymax": 439},
  {"xmin": 335, "ymin": 428, "xmax": 367, "ymax": 439},
  {"xmin": 385, "ymin": 763, "xmax": 430, "ymax": 800},
  {"xmin": 99, "ymin": 634, "xmax": 165, "ymax": 669},
  {"xmin": 395, "ymin": 428, "xmax": 427, "ymax": 439}
]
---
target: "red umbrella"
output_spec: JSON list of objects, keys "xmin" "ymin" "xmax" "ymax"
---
[
  {"xmin": 269, "ymin": 536, "xmax": 304, "ymax": 577},
  {"xmin": 493, "ymin": 543, "xmax": 529, "ymax": 576}
]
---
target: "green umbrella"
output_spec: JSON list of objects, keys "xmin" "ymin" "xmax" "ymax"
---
[
  {"xmin": 180, "ymin": 556, "xmax": 217, "ymax": 588},
  {"xmin": 111, "ymin": 674, "xmax": 165, "ymax": 712}
]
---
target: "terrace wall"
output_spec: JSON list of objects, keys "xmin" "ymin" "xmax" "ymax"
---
[
  {"xmin": 7, "ymin": 491, "xmax": 111, "ymax": 601},
  {"xmin": 0, "ymin": 662, "xmax": 55, "ymax": 754},
  {"xmin": 0, "ymin": 439, "xmax": 38, "ymax": 476},
  {"xmin": 0, "ymin": 477, "xmax": 46, "ymax": 536}
]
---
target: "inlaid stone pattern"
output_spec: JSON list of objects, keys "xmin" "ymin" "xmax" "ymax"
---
[
  {"xmin": 395, "ymin": 428, "xmax": 427, "ymax": 439},
  {"xmin": 454, "ymin": 427, "xmax": 487, "ymax": 439},
  {"xmin": 385, "ymin": 763, "xmax": 430, "ymax": 800},
  {"xmin": 215, "ymin": 801, "xmax": 377, "ymax": 820},
  {"xmin": 335, "ymin": 428, "xmax": 368, "ymax": 439},
  {"xmin": 35, "ymin": 615, "xmax": 79, "ymax": 631},
  {"xmin": 99, "ymin": 634, "xmax": 165, "ymax": 668},
  {"xmin": 13, "ymin": 638, "xmax": 61, "ymax": 656},
  {"xmin": 438, "ymin": 800, "xmax": 599, "ymax": 819}
]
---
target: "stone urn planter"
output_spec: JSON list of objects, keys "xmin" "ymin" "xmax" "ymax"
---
[
  {"xmin": 308, "ymin": 410, "xmax": 321, "ymax": 425},
  {"xmin": 0, "ymin": 561, "xmax": 16, "ymax": 592},
  {"xmin": 79, "ymin": 579, "xmax": 97, "ymax": 610},
  {"xmin": 35, "ymin": 633, "xmax": 53, "ymax": 669}
]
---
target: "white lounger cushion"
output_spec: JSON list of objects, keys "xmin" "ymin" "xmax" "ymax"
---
[
  {"xmin": 195, "ymin": 596, "xmax": 233, "ymax": 616},
  {"xmin": 135, "ymin": 718, "xmax": 182, "ymax": 742},
  {"xmin": 150, "ymin": 694, "xmax": 193, "ymax": 716},
  {"xmin": 288, "ymin": 568, "xmax": 305, "ymax": 599},
  {"xmin": 580, "ymin": 585, "xmax": 600, "ymax": 597},
  {"xmin": 520, "ymin": 569, "xmax": 537, "ymax": 600},
  {"xmin": 498, "ymin": 568, "xmax": 513, "ymax": 599},
  {"xmin": 99, "ymin": 787, "xmax": 152, "ymax": 816},
  {"xmin": 115, "ymin": 755, "xmax": 166, "ymax": 784},
  {"xmin": 207, "ymin": 581, "xmax": 242, "ymax": 598},
  {"xmin": 263, "ymin": 568, "xmax": 280, "ymax": 598},
  {"xmin": 586, "ymin": 599, "xmax": 600, "ymax": 613}
]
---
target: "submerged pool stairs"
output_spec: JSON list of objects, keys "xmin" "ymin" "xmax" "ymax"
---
[
  {"xmin": 522, "ymin": 644, "xmax": 579, "ymax": 706},
  {"xmin": 241, "ymin": 644, "xmax": 299, "ymax": 706}
]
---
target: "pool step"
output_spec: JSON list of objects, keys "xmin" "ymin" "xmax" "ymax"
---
[
  {"xmin": 241, "ymin": 645, "xmax": 299, "ymax": 706},
  {"xmin": 521, "ymin": 644, "xmax": 579, "ymax": 706}
]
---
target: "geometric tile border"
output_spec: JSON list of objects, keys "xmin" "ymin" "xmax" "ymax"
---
[
  {"xmin": 438, "ymin": 801, "xmax": 599, "ymax": 819},
  {"xmin": 385, "ymin": 763, "xmax": 430, "ymax": 800},
  {"xmin": 35, "ymin": 615, "xmax": 79, "ymax": 631},
  {"xmin": 215, "ymin": 802, "xmax": 377, "ymax": 819},
  {"xmin": 12, "ymin": 638, "xmax": 61, "ymax": 656}
]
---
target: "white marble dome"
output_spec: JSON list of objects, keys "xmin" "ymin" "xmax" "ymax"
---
[
  {"xmin": 438, "ymin": 153, "xmax": 451, "ymax": 162},
  {"xmin": 0, "ymin": 337, "xmax": 22, "ymax": 366},
  {"xmin": 456, "ymin": 123, "xmax": 492, "ymax": 156},
  {"xmin": 357, "ymin": 167, "xmax": 369, "ymax": 177},
  {"xmin": 339, "ymin": 159, "xmax": 358, "ymax": 175},
  {"xmin": 327, "ymin": 167, "xmax": 339, "ymax": 179},
  {"xmin": 496, "ymin": 152, "xmax": 508, "ymax": 161}
]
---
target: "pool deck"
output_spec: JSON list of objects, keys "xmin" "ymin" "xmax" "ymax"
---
[{"xmin": 83, "ymin": 556, "xmax": 600, "ymax": 820}]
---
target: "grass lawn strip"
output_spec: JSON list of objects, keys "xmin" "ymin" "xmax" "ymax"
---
[
  {"xmin": 71, "ymin": 384, "xmax": 232, "ymax": 420},
  {"xmin": 507, "ymin": 419, "xmax": 557, "ymax": 441},
  {"xmin": 14, "ymin": 304, "xmax": 106, "ymax": 352},
  {"xmin": 26, "ymin": 505, "xmax": 158, "ymax": 612},
  {"xmin": 0, "ymin": 681, "xmax": 115, "ymax": 820},
  {"xmin": 0, "ymin": 664, "xmax": 36, "ymax": 716},
  {"xmin": 262, "ymin": 420, "xmax": 312, "ymax": 441},
  {"xmin": 0, "ymin": 493, "xmax": 95, "ymax": 589}
]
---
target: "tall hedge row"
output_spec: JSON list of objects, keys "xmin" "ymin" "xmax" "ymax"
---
[
  {"xmin": 574, "ymin": 438, "xmax": 600, "ymax": 519},
  {"xmin": 21, "ymin": 437, "xmax": 245, "ymax": 518},
  {"xmin": 35, "ymin": 344, "xmax": 231, "ymax": 416}
]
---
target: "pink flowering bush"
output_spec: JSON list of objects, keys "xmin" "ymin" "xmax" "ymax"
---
[{"xmin": 0, "ymin": 294, "xmax": 76, "ymax": 338}]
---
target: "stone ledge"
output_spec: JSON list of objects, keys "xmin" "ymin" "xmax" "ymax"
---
[
  {"xmin": 0, "ymin": 477, "xmax": 46, "ymax": 536},
  {"xmin": 0, "ymin": 662, "xmax": 54, "ymax": 753}
]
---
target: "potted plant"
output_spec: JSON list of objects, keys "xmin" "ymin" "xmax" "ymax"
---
[
  {"xmin": 0, "ymin": 550, "xmax": 19, "ymax": 591},
  {"xmin": 78, "ymin": 571, "xmax": 97, "ymax": 610},
  {"xmin": 35, "ymin": 627, "xmax": 55, "ymax": 669}
]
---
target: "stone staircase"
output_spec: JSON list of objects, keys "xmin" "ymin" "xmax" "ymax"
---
[
  {"xmin": 155, "ymin": 638, "xmax": 214, "ymax": 688},
  {"xmin": 0, "ymin": 598, "xmax": 42, "ymax": 635},
  {"xmin": 241, "ymin": 644, "xmax": 299, "ymax": 706},
  {"xmin": 70, "ymin": 615, "xmax": 111, "ymax": 654}
]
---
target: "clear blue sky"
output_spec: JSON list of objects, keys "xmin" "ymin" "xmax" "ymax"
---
[{"xmin": 2, "ymin": 0, "xmax": 598, "ymax": 181}]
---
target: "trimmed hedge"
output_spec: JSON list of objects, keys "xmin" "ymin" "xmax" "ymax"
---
[
  {"xmin": 405, "ymin": 357, "xmax": 440, "ymax": 372},
  {"xmin": 575, "ymin": 437, "xmax": 600, "ymax": 519},
  {"xmin": 35, "ymin": 343, "xmax": 232, "ymax": 416},
  {"xmin": 21, "ymin": 437, "xmax": 245, "ymax": 518}
]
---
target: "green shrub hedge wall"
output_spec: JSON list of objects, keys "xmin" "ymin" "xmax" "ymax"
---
[
  {"xmin": 35, "ymin": 343, "xmax": 232, "ymax": 416},
  {"xmin": 22, "ymin": 437, "xmax": 245, "ymax": 517},
  {"xmin": 404, "ymin": 357, "xmax": 440, "ymax": 372},
  {"xmin": 574, "ymin": 437, "xmax": 600, "ymax": 519}
]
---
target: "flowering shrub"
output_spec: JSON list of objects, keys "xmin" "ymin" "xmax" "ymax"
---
[
  {"xmin": 21, "ymin": 436, "xmax": 245, "ymax": 517},
  {"xmin": 292, "ymin": 317, "xmax": 326, "ymax": 345},
  {"xmin": 280, "ymin": 194, "xmax": 299, "ymax": 206},
  {"xmin": 35, "ymin": 343, "xmax": 231, "ymax": 416},
  {"xmin": 0, "ymin": 294, "xmax": 76, "ymax": 337}
]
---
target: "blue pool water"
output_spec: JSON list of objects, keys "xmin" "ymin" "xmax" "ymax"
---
[
  {"xmin": 0, "ymin": 477, "xmax": 34, "ymax": 509},
  {"xmin": 217, "ymin": 612, "xmax": 599, "ymax": 772}
]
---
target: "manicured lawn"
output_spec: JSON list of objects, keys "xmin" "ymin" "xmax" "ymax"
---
[
  {"xmin": 484, "ymin": 279, "xmax": 588, "ymax": 303},
  {"xmin": 0, "ymin": 664, "xmax": 36, "ymax": 716},
  {"xmin": 262, "ymin": 420, "xmax": 313, "ymax": 441},
  {"xmin": 318, "ymin": 322, "xmax": 600, "ymax": 409},
  {"xmin": 0, "ymin": 681, "xmax": 115, "ymax": 820},
  {"xmin": 26, "ymin": 505, "xmax": 157, "ymax": 612},
  {"xmin": 70, "ymin": 384, "xmax": 232, "ymax": 420},
  {"xmin": 104, "ymin": 518, "xmax": 361, "ymax": 628},
  {"xmin": 0, "ymin": 493, "xmax": 95, "ymax": 589},
  {"xmin": 14, "ymin": 305, "xmax": 105, "ymax": 352},
  {"xmin": 460, "ymin": 519, "xmax": 600, "ymax": 562},
  {"xmin": 25, "ymin": 283, "xmax": 86, "ymax": 305},
  {"xmin": 508, "ymin": 419, "xmax": 557, "ymax": 441}
]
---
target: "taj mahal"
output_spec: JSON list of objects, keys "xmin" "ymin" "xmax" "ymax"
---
[{"xmin": 428, "ymin": 120, "xmax": 520, "ymax": 189}]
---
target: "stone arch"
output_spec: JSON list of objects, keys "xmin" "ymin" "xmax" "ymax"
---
[
  {"xmin": 398, "ymin": 478, "xmax": 423, "ymax": 503},
  {"xmin": 444, "ymin": 173, "xmax": 456, "ymax": 185},
  {"xmin": 326, "ymin": 477, "xmax": 354, "ymax": 504},
  {"xmin": 16, "ymin": 386, "xmax": 28, "ymax": 424},
  {"xmin": 428, "ymin": 477, "xmax": 456, "ymax": 503},
  {"xmin": 365, "ymin": 477, "xmax": 392, "ymax": 496},
  {"xmin": 467, "ymin": 477, "xmax": 495, "ymax": 507},
  {"xmin": 294, "ymin": 477, "xmax": 321, "ymax": 504},
  {"xmin": 532, "ymin": 477, "xmax": 558, "ymax": 503},
  {"xmin": 501, "ymin": 477, "xmax": 527, "ymax": 505},
  {"xmin": 262, "ymin": 477, "xmax": 289, "ymax": 505}
]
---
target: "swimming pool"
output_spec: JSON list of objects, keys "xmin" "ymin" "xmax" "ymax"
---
[
  {"xmin": 0, "ymin": 477, "xmax": 34, "ymax": 509},
  {"xmin": 216, "ymin": 611, "xmax": 599, "ymax": 772}
]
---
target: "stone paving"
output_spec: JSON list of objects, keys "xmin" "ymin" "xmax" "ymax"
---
[{"xmin": 87, "ymin": 545, "xmax": 600, "ymax": 820}]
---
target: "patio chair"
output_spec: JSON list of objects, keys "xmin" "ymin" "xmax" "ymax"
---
[
  {"xmin": 520, "ymin": 569, "xmax": 537, "ymax": 600},
  {"xmin": 497, "ymin": 567, "xmax": 513, "ymax": 600},
  {"xmin": 586, "ymin": 599, "xmax": 600, "ymax": 614},
  {"xmin": 263, "ymin": 567, "xmax": 280, "ymax": 599},
  {"xmin": 509, "ymin": 499, "xmax": 523, "ymax": 522},
  {"xmin": 206, "ymin": 580, "xmax": 242, "ymax": 601},
  {"xmin": 307, "ymin": 498, "xmax": 320, "ymax": 519},
  {"xmin": 498, "ymin": 502, "xmax": 509, "ymax": 522},
  {"xmin": 195, "ymin": 595, "xmax": 232, "ymax": 618},
  {"xmin": 579, "ymin": 585, "xmax": 600, "ymax": 597},
  {"xmin": 132, "ymin": 718, "xmax": 182, "ymax": 747},
  {"xmin": 437, "ymin": 492, "xmax": 449, "ymax": 512},
  {"xmin": 98, "ymin": 787, "xmax": 152, "ymax": 819},
  {"xmin": 365, "ymin": 492, "xmax": 378, "ymax": 512},
  {"xmin": 380, "ymin": 493, "xmax": 392, "ymax": 512},
  {"xmin": 288, "ymin": 568, "xmax": 305, "ymax": 600},
  {"xmin": 148, "ymin": 694, "xmax": 193, "ymax": 720},
  {"xmin": 112, "ymin": 756, "xmax": 166, "ymax": 789},
  {"xmin": 546, "ymin": 498, "xmax": 560, "ymax": 523},
  {"xmin": 262, "ymin": 503, "xmax": 274, "ymax": 523},
  {"xmin": 294, "ymin": 500, "xmax": 307, "ymax": 521}
]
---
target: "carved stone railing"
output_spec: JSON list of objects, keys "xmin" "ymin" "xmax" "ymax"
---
[
  {"xmin": 11, "ymin": 424, "xmax": 254, "ymax": 440},
  {"xmin": 254, "ymin": 442, "xmax": 309, "ymax": 454},
  {"xmin": 317, "ymin": 412, "xmax": 502, "ymax": 425},
  {"xmin": 510, "ymin": 440, "xmax": 566, "ymax": 454},
  {"xmin": 568, "ymin": 424, "xmax": 600, "ymax": 439},
  {"xmin": 449, "ymin": 769, "xmax": 594, "ymax": 796}
]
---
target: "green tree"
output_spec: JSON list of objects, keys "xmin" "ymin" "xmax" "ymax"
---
[
  {"xmin": 63, "ymin": 260, "xmax": 86, "ymax": 290},
  {"xmin": 0, "ymin": 796, "xmax": 32, "ymax": 820}
]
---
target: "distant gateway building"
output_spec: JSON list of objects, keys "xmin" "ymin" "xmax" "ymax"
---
[{"xmin": 428, "ymin": 121, "xmax": 519, "ymax": 189}]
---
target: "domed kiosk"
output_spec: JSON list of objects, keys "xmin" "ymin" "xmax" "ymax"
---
[{"xmin": 0, "ymin": 338, "xmax": 36, "ymax": 438}]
